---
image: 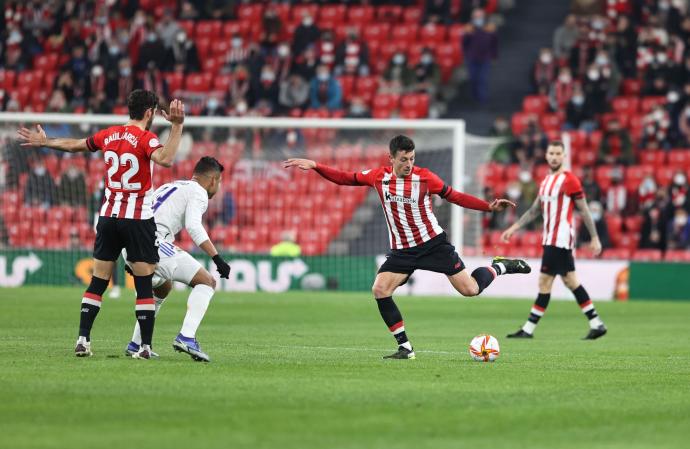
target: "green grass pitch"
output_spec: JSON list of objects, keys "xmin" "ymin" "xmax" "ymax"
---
[{"xmin": 1, "ymin": 287, "xmax": 689, "ymax": 449}]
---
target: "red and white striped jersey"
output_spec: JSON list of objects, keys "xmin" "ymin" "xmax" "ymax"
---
[
  {"xmin": 86, "ymin": 125, "xmax": 163, "ymax": 220},
  {"xmin": 539, "ymin": 170, "xmax": 584, "ymax": 249},
  {"xmin": 356, "ymin": 166, "xmax": 445, "ymax": 249}
]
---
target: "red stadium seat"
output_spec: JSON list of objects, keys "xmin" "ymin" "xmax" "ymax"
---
[
  {"xmin": 400, "ymin": 93, "xmax": 429, "ymax": 118},
  {"xmin": 667, "ymin": 149, "xmax": 690, "ymax": 168},
  {"xmin": 640, "ymin": 96, "xmax": 667, "ymax": 114},
  {"xmin": 238, "ymin": 3, "xmax": 264, "ymax": 22},
  {"xmin": 604, "ymin": 213, "xmax": 623, "ymax": 234},
  {"xmin": 0, "ymin": 70, "xmax": 16, "ymax": 90},
  {"xmin": 435, "ymin": 42, "xmax": 462, "ymax": 65},
  {"xmin": 632, "ymin": 249, "xmax": 663, "ymax": 261},
  {"xmin": 212, "ymin": 74, "xmax": 233, "ymax": 91},
  {"xmin": 376, "ymin": 5, "xmax": 402, "ymax": 22},
  {"xmin": 355, "ymin": 76, "xmax": 379, "ymax": 102},
  {"xmin": 617, "ymin": 233, "xmax": 640, "ymax": 251},
  {"xmin": 210, "ymin": 40, "xmax": 231, "ymax": 56},
  {"xmin": 654, "ymin": 166, "xmax": 675, "ymax": 187},
  {"xmin": 362, "ymin": 23, "xmax": 391, "ymax": 44},
  {"xmin": 202, "ymin": 56, "xmax": 223, "ymax": 73},
  {"xmin": 522, "ymin": 95, "xmax": 548, "ymax": 114},
  {"xmin": 337, "ymin": 75, "xmax": 355, "ymax": 103},
  {"xmin": 600, "ymin": 248, "xmax": 631, "ymax": 260},
  {"xmin": 33, "ymin": 53, "xmax": 59, "ymax": 71},
  {"xmin": 17, "ymin": 71, "xmax": 43, "ymax": 90},
  {"xmin": 347, "ymin": 5, "xmax": 375, "ymax": 23},
  {"xmin": 292, "ymin": 3, "xmax": 319, "ymax": 21},
  {"xmin": 419, "ymin": 23, "xmax": 447, "ymax": 46},
  {"xmin": 448, "ymin": 24, "xmax": 464, "ymax": 43},
  {"xmin": 624, "ymin": 215, "xmax": 643, "ymax": 233},
  {"xmin": 664, "ymin": 250, "xmax": 690, "ymax": 262},
  {"xmin": 222, "ymin": 21, "xmax": 244, "ymax": 38},
  {"xmin": 574, "ymin": 147, "xmax": 597, "ymax": 166},
  {"xmin": 372, "ymin": 93, "xmax": 400, "ymax": 111},
  {"xmin": 624, "ymin": 164, "xmax": 653, "ymax": 191},
  {"xmin": 319, "ymin": 4, "xmax": 346, "ymax": 23},
  {"xmin": 621, "ymin": 78, "xmax": 641, "ymax": 96},
  {"xmin": 185, "ymin": 73, "xmax": 212, "ymax": 92},
  {"xmin": 511, "ymin": 112, "xmax": 536, "ymax": 135},
  {"xmin": 638, "ymin": 150, "xmax": 666, "ymax": 167},
  {"xmin": 534, "ymin": 164, "xmax": 551, "ymax": 182},
  {"xmin": 539, "ymin": 113, "xmax": 562, "ymax": 132},
  {"xmin": 195, "ymin": 20, "xmax": 222, "ymax": 39},
  {"xmin": 402, "ymin": 7, "xmax": 423, "ymax": 23},
  {"xmin": 195, "ymin": 37, "xmax": 211, "ymax": 60},
  {"xmin": 163, "ymin": 72, "xmax": 184, "ymax": 93},
  {"xmin": 390, "ymin": 24, "xmax": 418, "ymax": 47},
  {"xmin": 611, "ymin": 96, "xmax": 640, "ymax": 116}
]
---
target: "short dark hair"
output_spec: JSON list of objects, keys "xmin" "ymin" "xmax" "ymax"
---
[
  {"xmin": 548, "ymin": 140, "xmax": 565, "ymax": 150},
  {"xmin": 193, "ymin": 156, "xmax": 224, "ymax": 176},
  {"xmin": 389, "ymin": 135, "xmax": 415, "ymax": 156},
  {"xmin": 127, "ymin": 89, "xmax": 159, "ymax": 120}
]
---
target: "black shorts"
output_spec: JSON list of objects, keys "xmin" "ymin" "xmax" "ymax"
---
[
  {"xmin": 540, "ymin": 245, "xmax": 575, "ymax": 276},
  {"xmin": 378, "ymin": 232, "xmax": 465, "ymax": 283},
  {"xmin": 93, "ymin": 217, "xmax": 159, "ymax": 264}
]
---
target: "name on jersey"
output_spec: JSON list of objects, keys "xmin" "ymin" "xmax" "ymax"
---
[
  {"xmin": 384, "ymin": 191, "xmax": 417, "ymax": 204},
  {"xmin": 104, "ymin": 131, "xmax": 138, "ymax": 148}
]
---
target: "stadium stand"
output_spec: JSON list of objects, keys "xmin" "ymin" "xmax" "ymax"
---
[
  {"xmin": 481, "ymin": 0, "xmax": 690, "ymax": 261},
  {"xmin": 0, "ymin": 1, "xmax": 501, "ymax": 255}
]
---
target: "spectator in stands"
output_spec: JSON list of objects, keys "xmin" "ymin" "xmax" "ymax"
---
[
  {"xmin": 179, "ymin": 1, "xmax": 199, "ymax": 20},
  {"xmin": 640, "ymin": 205, "xmax": 667, "ymax": 250},
  {"xmin": 533, "ymin": 48, "xmax": 557, "ymax": 95},
  {"xmin": 24, "ymin": 160, "xmax": 55, "ymax": 208},
  {"xmin": 582, "ymin": 166, "xmax": 603, "ymax": 204},
  {"xmin": 136, "ymin": 27, "xmax": 166, "ymax": 71},
  {"xmin": 169, "ymin": 30, "xmax": 200, "ymax": 73},
  {"xmin": 668, "ymin": 170, "xmax": 689, "ymax": 212},
  {"xmin": 512, "ymin": 117, "xmax": 547, "ymax": 165},
  {"xmin": 310, "ymin": 65, "xmax": 342, "ymax": 111},
  {"xmin": 111, "ymin": 57, "xmax": 134, "ymax": 106},
  {"xmin": 292, "ymin": 45, "xmax": 319, "ymax": 82},
  {"xmin": 224, "ymin": 34, "xmax": 249, "ymax": 73},
  {"xmin": 606, "ymin": 167, "xmax": 627, "ymax": 214},
  {"xmin": 488, "ymin": 116, "xmax": 513, "ymax": 164},
  {"xmin": 598, "ymin": 118, "xmax": 634, "ymax": 165},
  {"xmin": 292, "ymin": 13, "xmax": 320, "ymax": 58},
  {"xmin": 226, "ymin": 65, "xmax": 251, "ymax": 108},
  {"xmin": 549, "ymin": 66, "xmax": 575, "ymax": 111},
  {"xmin": 613, "ymin": 15, "xmax": 638, "ymax": 78},
  {"xmin": 553, "ymin": 15, "xmax": 580, "ymax": 59},
  {"xmin": 564, "ymin": 84, "xmax": 596, "ymax": 132},
  {"xmin": 380, "ymin": 52, "xmax": 415, "ymax": 95},
  {"xmin": 65, "ymin": 45, "xmax": 90, "ymax": 88},
  {"xmin": 249, "ymin": 65, "xmax": 280, "ymax": 111},
  {"xmin": 0, "ymin": 214, "xmax": 7, "ymax": 248},
  {"xmin": 58, "ymin": 165, "xmax": 87, "ymax": 207},
  {"xmin": 345, "ymin": 96, "xmax": 372, "ymax": 119},
  {"xmin": 3, "ymin": 23, "xmax": 29, "ymax": 70},
  {"xmin": 156, "ymin": 9, "xmax": 181, "ymax": 49},
  {"xmin": 88, "ymin": 91, "xmax": 111, "ymax": 114},
  {"xmin": 335, "ymin": 29, "xmax": 370, "ymax": 76},
  {"xmin": 517, "ymin": 169, "xmax": 538, "ymax": 216},
  {"xmin": 425, "ymin": 0, "xmax": 451, "ymax": 24},
  {"xmin": 667, "ymin": 207, "xmax": 690, "ymax": 249},
  {"xmin": 577, "ymin": 201, "xmax": 611, "ymax": 249},
  {"xmin": 46, "ymin": 90, "xmax": 71, "ymax": 113},
  {"xmin": 137, "ymin": 61, "xmax": 170, "ymax": 102},
  {"xmin": 270, "ymin": 230, "xmax": 301, "ymax": 257},
  {"xmin": 263, "ymin": 3, "xmax": 283, "ymax": 41},
  {"xmin": 413, "ymin": 48, "xmax": 442, "ymax": 97},
  {"xmin": 463, "ymin": 8, "xmax": 498, "ymax": 103},
  {"xmin": 583, "ymin": 64, "xmax": 608, "ymax": 115},
  {"xmin": 278, "ymin": 74, "xmax": 310, "ymax": 112},
  {"xmin": 594, "ymin": 49, "xmax": 622, "ymax": 99},
  {"xmin": 641, "ymin": 105, "xmax": 671, "ymax": 150},
  {"xmin": 638, "ymin": 174, "xmax": 658, "ymax": 211},
  {"xmin": 569, "ymin": 37, "xmax": 595, "ymax": 78},
  {"xmin": 676, "ymin": 102, "xmax": 690, "ymax": 146},
  {"xmin": 265, "ymin": 42, "xmax": 292, "ymax": 84},
  {"xmin": 316, "ymin": 30, "xmax": 337, "ymax": 70}
]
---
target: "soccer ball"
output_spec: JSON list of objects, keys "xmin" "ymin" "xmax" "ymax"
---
[{"xmin": 469, "ymin": 334, "xmax": 500, "ymax": 362}]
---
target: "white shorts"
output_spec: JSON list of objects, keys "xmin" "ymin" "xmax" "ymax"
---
[{"xmin": 123, "ymin": 241, "xmax": 203, "ymax": 288}]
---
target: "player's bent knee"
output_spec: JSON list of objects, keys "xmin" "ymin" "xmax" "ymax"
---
[
  {"xmin": 372, "ymin": 284, "xmax": 392, "ymax": 299},
  {"xmin": 190, "ymin": 268, "xmax": 216, "ymax": 290}
]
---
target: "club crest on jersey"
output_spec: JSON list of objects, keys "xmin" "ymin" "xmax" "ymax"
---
[
  {"xmin": 104, "ymin": 131, "xmax": 138, "ymax": 147},
  {"xmin": 384, "ymin": 191, "xmax": 416, "ymax": 204}
]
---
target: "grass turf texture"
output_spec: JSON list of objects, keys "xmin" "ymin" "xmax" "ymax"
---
[{"xmin": 0, "ymin": 287, "xmax": 688, "ymax": 449}]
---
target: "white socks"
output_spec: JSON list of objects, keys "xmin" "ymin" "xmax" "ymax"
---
[
  {"xmin": 132, "ymin": 295, "xmax": 165, "ymax": 345},
  {"xmin": 522, "ymin": 321, "xmax": 537, "ymax": 335},
  {"xmin": 180, "ymin": 284, "xmax": 215, "ymax": 338}
]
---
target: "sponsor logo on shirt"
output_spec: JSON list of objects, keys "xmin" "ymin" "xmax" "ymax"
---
[{"xmin": 384, "ymin": 191, "xmax": 417, "ymax": 204}]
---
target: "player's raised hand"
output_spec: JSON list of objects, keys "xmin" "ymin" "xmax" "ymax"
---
[
  {"xmin": 283, "ymin": 158, "xmax": 316, "ymax": 170},
  {"xmin": 489, "ymin": 198, "xmax": 516, "ymax": 212},
  {"xmin": 161, "ymin": 99, "xmax": 185, "ymax": 124},
  {"xmin": 17, "ymin": 124, "xmax": 47, "ymax": 147},
  {"xmin": 590, "ymin": 236, "xmax": 602, "ymax": 256}
]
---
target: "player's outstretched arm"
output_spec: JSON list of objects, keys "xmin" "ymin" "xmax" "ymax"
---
[
  {"xmin": 284, "ymin": 158, "xmax": 367, "ymax": 186},
  {"xmin": 151, "ymin": 99, "xmax": 185, "ymax": 168},
  {"xmin": 501, "ymin": 197, "xmax": 541, "ymax": 242},
  {"xmin": 574, "ymin": 197, "xmax": 602, "ymax": 256},
  {"xmin": 17, "ymin": 125, "xmax": 88, "ymax": 153}
]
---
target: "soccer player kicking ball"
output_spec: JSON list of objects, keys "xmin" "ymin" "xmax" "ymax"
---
[
  {"xmin": 502, "ymin": 141, "xmax": 607, "ymax": 340},
  {"xmin": 284, "ymin": 135, "xmax": 531, "ymax": 360},
  {"xmin": 124, "ymin": 157, "xmax": 231, "ymax": 362},
  {"xmin": 18, "ymin": 90, "xmax": 185, "ymax": 359}
]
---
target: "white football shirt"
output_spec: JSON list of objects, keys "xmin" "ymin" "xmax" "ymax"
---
[{"xmin": 150, "ymin": 180, "xmax": 210, "ymax": 246}]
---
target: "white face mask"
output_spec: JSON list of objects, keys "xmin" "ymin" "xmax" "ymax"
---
[
  {"xmin": 572, "ymin": 95, "xmax": 584, "ymax": 105},
  {"xmin": 587, "ymin": 70, "xmax": 600, "ymax": 80},
  {"xmin": 34, "ymin": 166, "xmax": 46, "ymax": 176},
  {"xmin": 668, "ymin": 91, "xmax": 680, "ymax": 102},
  {"xmin": 674, "ymin": 174, "xmax": 686, "ymax": 185},
  {"xmin": 507, "ymin": 187, "xmax": 521, "ymax": 200},
  {"xmin": 540, "ymin": 53, "xmax": 553, "ymax": 64},
  {"xmin": 236, "ymin": 102, "xmax": 248, "ymax": 114},
  {"xmin": 317, "ymin": 72, "xmax": 329, "ymax": 81},
  {"xmin": 393, "ymin": 54, "xmax": 405, "ymax": 65},
  {"xmin": 278, "ymin": 45, "xmax": 289, "ymax": 57},
  {"xmin": 302, "ymin": 17, "xmax": 313, "ymax": 26},
  {"xmin": 657, "ymin": 53, "xmax": 668, "ymax": 64},
  {"xmin": 232, "ymin": 38, "xmax": 242, "ymax": 48},
  {"xmin": 595, "ymin": 55, "xmax": 608, "ymax": 65},
  {"xmin": 559, "ymin": 73, "xmax": 572, "ymax": 83},
  {"xmin": 518, "ymin": 171, "xmax": 532, "ymax": 183},
  {"xmin": 591, "ymin": 210, "xmax": 602, "ymax": 221},
  {"xmin": 675, "ymin": 214, "xmax": 687, "ymax": 226}
]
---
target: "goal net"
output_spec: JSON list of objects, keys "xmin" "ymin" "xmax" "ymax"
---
[{"xmin": 0, "ymin": 113, "xmax": 491, "ymax": 293}]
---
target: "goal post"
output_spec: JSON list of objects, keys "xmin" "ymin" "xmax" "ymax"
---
[{"xmin": 0, "ymin": 112, "xmax": 477, "ymax": 293}]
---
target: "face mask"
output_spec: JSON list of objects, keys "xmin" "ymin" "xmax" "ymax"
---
[
  {"xmin": 587, "ymin": 70, "xmax": 600, "ymax": 80},
  {"xmin": 592, "ymin": 20, "xmax": 604, "ymax": 30},
  {"xmin": 473, "ymin": 18, "xmax": 485, "ymax": 27},
  {"xmin": 591, "ymin": 210, "xmax": 602, "ymax": 221},
  {"xmin": 654, "ymin": 110, "xmax": 664, "ymax": 121},
  {"xmin": 393, "ymin": 54, "xmax": 405, "ymax": 65},
  {"xmin": 91, "ymin": 66, "xmax": 103, "ymax": 77},
  {"xmin": 108, "ymin": 46, "xmax": 119, "ymax": 55},
  {"xmin": 684, "ymin": 107, "xmax": 690, "ymax": 118},
  {"xmin": 657, "ymin": 53, "xmax": 668, "ymax": 64},
  {"xmin": 67, "ymin": 168, "xmax": 79, "ymax": 179},
  {"xmin": 207, "ymin": 98, "xmax": 219, "ymax": 109},
  {"xmin": 147, "ymin": 33, "xmax": 157, "ymax": 43},
  {"xmin": 674, "ymin": 174, "xmax": 686, "ymax": 185},
  {"xmin": 507, "ymin": 187, "xmax": 521, "ymax": 200},
  {"xmin": 659, "ymin": 1, "xmax": 670, "ymax": 10},
  {"xmin": 675, "ymin": 214, "xmax": 687, "ymax": 226},
  {"xmin": 120, "ymin": 67, "xmax": 131, "ymax": 77},
  {"xmin": 236, "ymin": 102, "xmax": 248, "ymax": 114},
  {"xmin": 317, "ymin": 72, "xmax": 329, "ymax": 81},
  {"xmin": 278, "ymin": 45, "xmax": 289, "ymax": 57},
  {"xmin": 518, "ymin": 170, "xmax": 532, "ymax": 183},
  {"xmin": 595, "ymin": 55, "xmax": 608, "ymax": 65},
  {"xmin": 261, "ymin": 71, "xmax": 275, "ymax": 82},
  {"xmin": 572, "ymin": 95, "xmax": 584, "ymax": 105},
  {"xmin": 34, "ymin": 166, "xmax": 46, "ymax": 176},
  {"xmin": 176, "ymin": 33, "xmax": 186, "ymax": 43},
  {"xmin": 232, "ymin": 38, "xmax": 242, "ymax": 48},
  {"xmin": 302, "ymin": 17, "xmax": 313, "ymax": 26},
  {"xmin": 421, "ymin": 54, "xmax": 433, "ymax": 65},
  {"xmin": 540, "ymin": 54, "xmax": 552, "ymax": 64},
  {"xmin": 559, "ymin": 73, "xmax": 572, "ymax": 83}
]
